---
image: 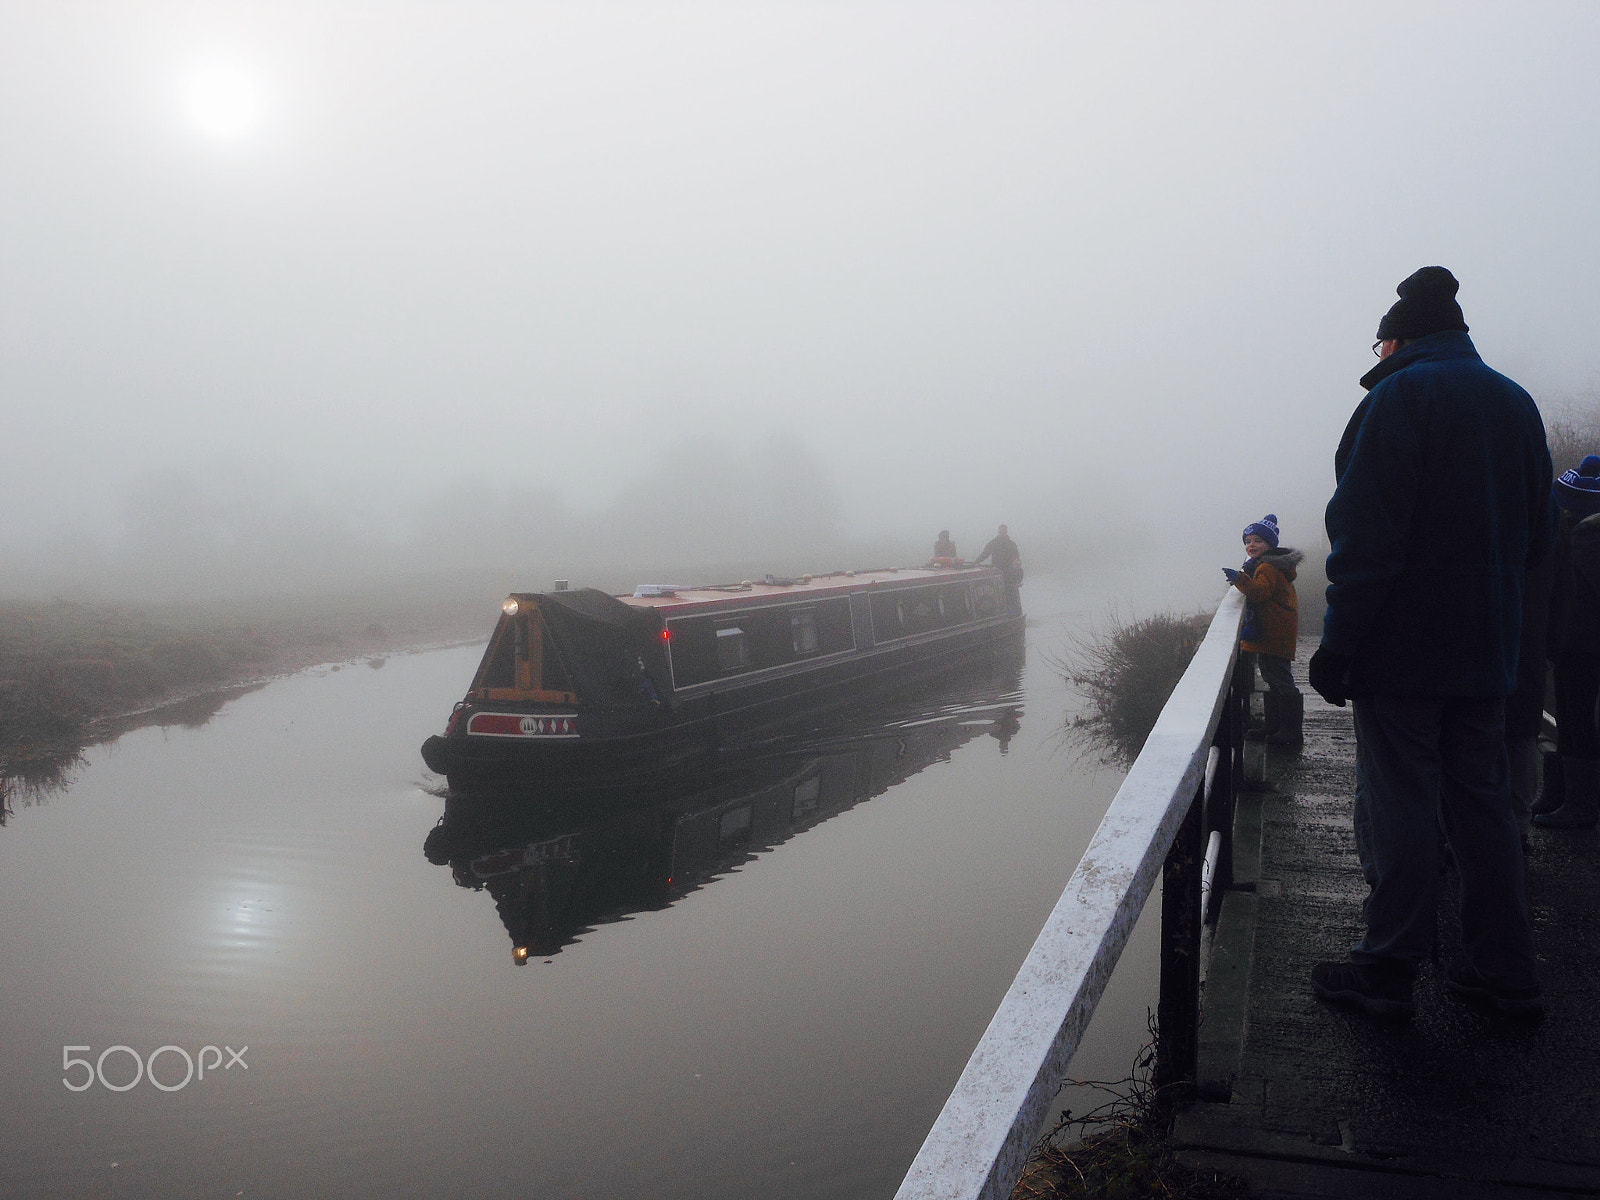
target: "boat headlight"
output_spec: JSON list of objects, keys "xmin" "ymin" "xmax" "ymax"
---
[{"xmin": 502, "ymin": 597, "xmax": 521, "ymax": 616}]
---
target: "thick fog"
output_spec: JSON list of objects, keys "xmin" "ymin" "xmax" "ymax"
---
[{"xmin": 4, "ymin": 2, "xmax": 1599, "ymax": 601}]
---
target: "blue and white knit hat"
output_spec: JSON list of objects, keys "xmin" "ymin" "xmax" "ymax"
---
[
  {"xmin": 1242, "ymin": 514, "xmax": 1280, "ymax": 547},
  {"xmin": 1555, "ymin": 455, "xmax": 1600, "ymax": 516}
]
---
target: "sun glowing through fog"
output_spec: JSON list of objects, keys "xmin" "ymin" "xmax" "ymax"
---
[{"xmin": 184, "ymin": 63, "xmax": 266, "ymax": 139}]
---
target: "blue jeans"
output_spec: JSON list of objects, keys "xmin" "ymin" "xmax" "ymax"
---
[
  {"xmin": 1351, "ymin": 695, "xmax": 1539, "ymax": 988},
  {"xmin": 1254, "ymin": 653, "xmax": 1299, "ymax": 696}
]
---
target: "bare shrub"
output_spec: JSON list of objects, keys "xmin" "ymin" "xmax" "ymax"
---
[
  {"xmin": 1057, "ymin": 609, "xmax": 1213, "ymax": 766},
  {"xmin": 0, "ymin": 672, "xmax": 88, "ymax": 811},
  {"xmin": 1012, "ymin": 1025, "xmax": 1254, "ymax": 1199},
  {"xmin": 1547, "ymin": 407, "xmax": 1600, "ymax": 476}
]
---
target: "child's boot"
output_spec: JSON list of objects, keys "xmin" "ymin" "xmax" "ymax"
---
[{"xmin": 1266, "ymin": 691, "xmax": 1304, "ymax": 747}]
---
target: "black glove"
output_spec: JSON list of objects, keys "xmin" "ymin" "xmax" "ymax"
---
[
  {"xmin": 1221, "ymin": 567, "xmax": 1241, "ymax": 583},
  {"xmin": 1308, "ymin": 646, "xmax": 1353, "ymax": 707}
]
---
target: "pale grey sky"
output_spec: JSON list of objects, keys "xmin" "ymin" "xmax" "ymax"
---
[{"xmin": 4, "ymin": 2, "xmax": 1599, "ymax": 595}]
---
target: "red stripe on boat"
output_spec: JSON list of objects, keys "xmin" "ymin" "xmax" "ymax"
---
[{"xmin": 467, "ymin": 713, "xmax": 580, "ymax": 738}]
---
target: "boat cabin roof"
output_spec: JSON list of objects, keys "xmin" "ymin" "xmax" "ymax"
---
[{"xmin": 611, "ymin": 565, "xmax": 996, "ymax": 615}]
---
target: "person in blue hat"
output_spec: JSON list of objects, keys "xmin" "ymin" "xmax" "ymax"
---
[
  {"xmin": 1531, "ymin": 455, "xmax": 1600, "ymax": 828},
  {"xmin": 1222, "ymin": 514, "xmax": 1304, "ymax": 745}
]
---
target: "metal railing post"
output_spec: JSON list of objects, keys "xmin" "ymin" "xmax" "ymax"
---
[
  {"xmin": 1153, "ymin": 776, "xmax": 1204, "ymax": 1101},
  {"xmin": 1211, "ymin": 655, "xmax": 1248, "ymax": 899},
  {"xmin": 1156, "ymin": 647, "xmax": 1243, "ymax": 1099}
]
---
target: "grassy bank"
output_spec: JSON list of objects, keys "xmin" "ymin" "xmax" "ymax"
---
[{"xmin": 0, "ymin": 587, "xmax": 488, "ymax": 789}]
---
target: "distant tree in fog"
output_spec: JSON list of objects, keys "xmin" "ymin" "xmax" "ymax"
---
[{"xmin": 0, "ymin": 436, "xmax": 852, "ymax": 602}]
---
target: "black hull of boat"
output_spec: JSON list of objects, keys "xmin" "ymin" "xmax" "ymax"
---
[{"xmin": 422, "ymin": 615, "xmax": 1023, "ymax": 788}]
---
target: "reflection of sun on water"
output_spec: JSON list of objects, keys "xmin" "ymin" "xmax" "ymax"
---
[
  {"xmin": 184, "ymin": 63, "xmax": 266, "ymax": 139},
  {"xmin": 214, "ymin": 883, "xmax": 285, "ymax": 956}
]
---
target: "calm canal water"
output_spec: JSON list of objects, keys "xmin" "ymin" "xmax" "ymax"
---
[{"xmin": 0, "ymin": 567, "xmax": 1209, "ymax": 1199}]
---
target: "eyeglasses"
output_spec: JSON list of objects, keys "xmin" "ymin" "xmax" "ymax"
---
[{"xmin": 1372, "ymin": 340, "xmax": 1383, "ymax": 358}]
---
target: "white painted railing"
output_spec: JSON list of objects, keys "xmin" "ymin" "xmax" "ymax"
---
[{"xmin": 894, "ymin": 589, "xmax": 1247, "ymax": 1200}]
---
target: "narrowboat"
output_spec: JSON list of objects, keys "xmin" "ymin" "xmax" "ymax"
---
[{"xmin": 420, "ymin": 564, "xmax": 1022, "ymax": 786}]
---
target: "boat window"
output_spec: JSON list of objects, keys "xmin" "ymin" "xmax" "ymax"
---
[
  {"xmin": 869, "ymin": 591, "xmax": 904, "ymax": 639},
  {"xmin": 715, "ymin": 626, "xmax": 750, "ymax": 672},
  {"xmin": 815, "ymin": 598, "xmax": 855, "ymax": 652},
  {"xmin": 668, "ymin": 597, "xmax": 856, "ymax": 688},
  {"xmin": 871, "ymin": 586, "xmax": 960, "ymax": 638},
  {"xmin": 664, "ymin": 617, "xmax": 714, "ymax": 687},
  {"xmin": 791, "ymin": 610, "xmax": 819, "ymax": 655},
  {"xmin": 902, "ymin": 592, "xmax": 941, "ymax": 634},
  {"xmin": 940, "ymin": 584, "xmax": 973, "ymax": 622},
  {"xmin": 974, "ymin": 579, "xmax": 1000, "ymax": 617}
]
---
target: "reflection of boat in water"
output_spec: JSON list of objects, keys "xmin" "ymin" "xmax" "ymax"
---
[
  {"xmin": 423, "ymin": 659, "xmax": 1024, "ymax": 962},
  {"xmin": 420, "ymin": 565, "xmax": 1022, "ymax": 787}
]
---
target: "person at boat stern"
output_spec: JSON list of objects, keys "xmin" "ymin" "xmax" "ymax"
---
[
  {"xmin": 1222, "ymin": 514, "xmax": 1303, "ymax": 746},
  {"xmin": 1307, "ymin": 266, "xmax": 1553, "ymax": 1021},
  {"xmin": 933, "ymin": 530, "xmax": 958, "ymax": 560},
  {"xmin": 975, "ymin": 524, "xmax": 1023, "ymax": 611}
]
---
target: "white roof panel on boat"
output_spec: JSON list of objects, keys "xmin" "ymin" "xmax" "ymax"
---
[{"xmin": 613, "ymin": 566, "xmax": 996, "ymax": 612}]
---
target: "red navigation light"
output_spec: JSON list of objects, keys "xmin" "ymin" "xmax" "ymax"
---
[{"xmin": 660, "ymin": 629, "xmax": 671, "ymax": 642}]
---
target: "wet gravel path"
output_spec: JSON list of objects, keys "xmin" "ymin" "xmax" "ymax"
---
[{"xmin": 1175, "ymin": 650, "xmax": 1600, "ymax": 1198}]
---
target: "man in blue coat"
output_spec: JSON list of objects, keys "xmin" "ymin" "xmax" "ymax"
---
[{"xmin": 1307, "ymin": 266, "xmax": 1554, "ymax": 1020}]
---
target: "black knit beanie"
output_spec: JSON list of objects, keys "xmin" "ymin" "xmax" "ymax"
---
[{"xmin": 1375, "ymin": 266, "xmax": 1470, "ymax": 341}]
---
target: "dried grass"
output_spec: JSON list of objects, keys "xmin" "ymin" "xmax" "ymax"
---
[
  {"xmin": 1547, "ymin": 409, "xmax": 1600, "ymax": 476},
  {"xmin": 1012, "ymin": 1029, "xmax": 1253, "ymax": 1200}
]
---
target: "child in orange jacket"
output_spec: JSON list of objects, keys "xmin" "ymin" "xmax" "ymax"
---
[{"xmin": 1223, "ymin": 514, "xmax": 1304, "ymax": 746}]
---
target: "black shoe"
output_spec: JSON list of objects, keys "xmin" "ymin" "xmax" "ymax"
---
[
  {"xmin": 1531, "ymin": 802, "xmax": 1598, "ymax": 829},
  {"xmin": 1311, "ymin": 959, "xmax": 1415, "ymax": 1019},
  {"xmin": 1444, "ymin": 962, "xmax": 1544, "ymax": 1020}
]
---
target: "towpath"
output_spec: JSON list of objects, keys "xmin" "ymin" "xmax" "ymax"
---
[{"xmin": 1173, "ymin": 650, "xmax": 1600, "ymax": 1199}]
